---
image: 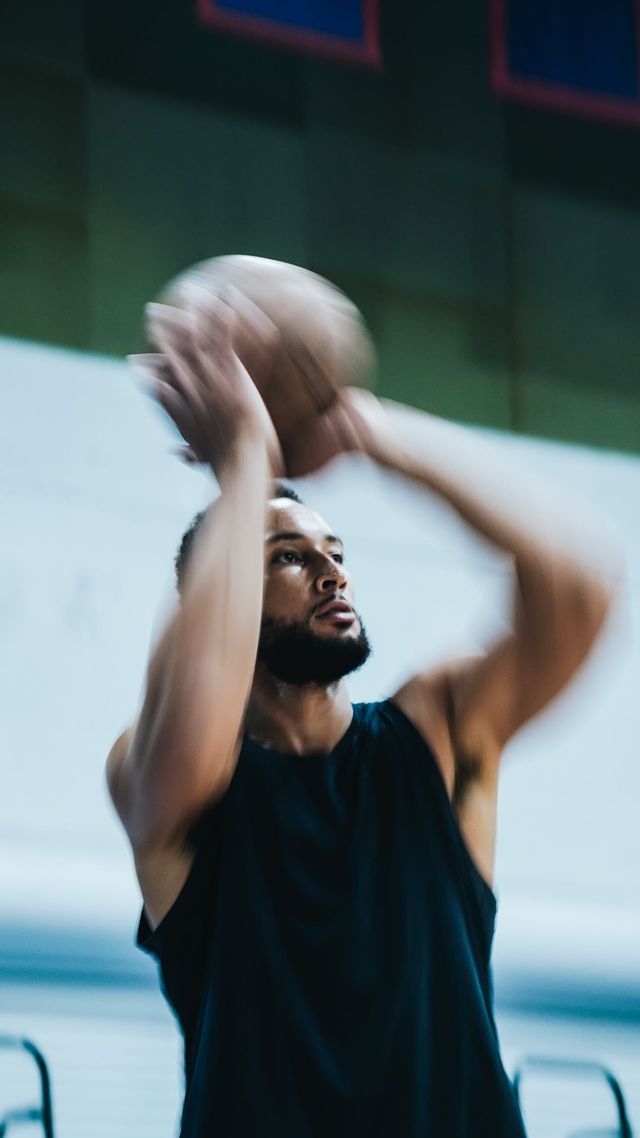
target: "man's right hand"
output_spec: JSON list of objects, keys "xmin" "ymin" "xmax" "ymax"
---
[{"xmin": 131, "ymin": 287, "xmax": 284, "ymax": 483}]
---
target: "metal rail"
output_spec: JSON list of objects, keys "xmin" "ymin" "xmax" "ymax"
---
[
  {"xmin": 513, "ymin": 1055, "xmax": 633, "ymax": 1138},
  {"xmin": 0, "ymin": 1036, "xmax": 54, "ymax": 1138}
]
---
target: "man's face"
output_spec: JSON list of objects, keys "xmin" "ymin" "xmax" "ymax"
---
[{"xmin": 258, "ymin": 499, "xmax": 371, "ymax": 686}]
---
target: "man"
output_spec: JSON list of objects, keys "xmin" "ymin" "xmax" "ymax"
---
[{"xmin": 108, "ymin": 293, "xmax": 619, "ymax": 1137}]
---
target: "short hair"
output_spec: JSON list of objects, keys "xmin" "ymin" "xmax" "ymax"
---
[{"xmin": 175, "ymin": 481, "xmax": 304, "ymax": 599}]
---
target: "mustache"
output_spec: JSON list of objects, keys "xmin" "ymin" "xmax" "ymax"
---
[{"xmin": 310, "ymin": 594, "xmax": 353, "ymax": 616}]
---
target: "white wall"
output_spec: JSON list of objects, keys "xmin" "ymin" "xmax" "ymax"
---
[
  {"xmin": 1, "ymin": 334, "xmax": 638, "ymax": 1010},
  {"xmin": 0, "ymin": 982, "xmax": 182, "ymax": 1138}
]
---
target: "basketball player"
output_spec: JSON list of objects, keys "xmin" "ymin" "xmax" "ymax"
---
[{"xmin": 107, "ymin": 294, "xmax": 620, "ymax": 1137}]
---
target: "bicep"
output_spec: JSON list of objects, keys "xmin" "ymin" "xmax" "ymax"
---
[
  {"xmin": 107, "ymin": 729, "xmax": 198, "ymax": 927},
  {"xmin": 451, "ymin": 575, "xmax": 611, "ymax": 761},
  {"xmin": 106, "ymin": 650, "xmax": 240, "ymax": 852}
]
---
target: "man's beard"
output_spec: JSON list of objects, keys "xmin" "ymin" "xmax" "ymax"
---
[{"xmin": 257, "ymin": 613, "xmax": 372, "ymax": 686}]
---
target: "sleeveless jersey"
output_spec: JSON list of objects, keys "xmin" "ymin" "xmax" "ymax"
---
[{"xmin": 138, "ymin": 699, "xmax": 527, "ymax": 1137}]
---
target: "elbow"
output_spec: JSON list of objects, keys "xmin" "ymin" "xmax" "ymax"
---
[
  {"xmin": 585, "ymin": 541, "xmax": 626, "ymax": 628},
  {"xmin": 584, "ymin": 524, "xmax": 627, "ymax": 630},
  {"xmin": 566, "ymin": 559, "xmax": 625, "ymax": 661}
]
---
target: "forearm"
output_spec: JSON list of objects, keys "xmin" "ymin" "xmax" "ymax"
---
[
  {"xmin": 370, "ymin": 400, "xmax": 618, "ymax": 581},
  {"xmin": 129, "ymin": 429, "xmax": 271, "ymax": 843}
]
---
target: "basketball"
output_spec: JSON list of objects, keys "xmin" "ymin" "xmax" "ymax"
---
[{"xmin": 148, "ymin": 255, "xmax": 376, "ymax": 446}]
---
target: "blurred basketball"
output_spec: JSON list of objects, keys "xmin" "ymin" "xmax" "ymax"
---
[{"xmin": 148, "ymin": 255, "xmax": 375, "ymax": 446}]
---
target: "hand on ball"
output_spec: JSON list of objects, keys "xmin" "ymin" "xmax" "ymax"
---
[
  {"xmin": 132, "ymin": 291, "xmax": 284, "ymax": 482},
  {"xmin": 155, "ymin": 256, "xmax": 376, "ymax": 451},
  {"xmin": 281, "ymin": 388, "xmax": 387, "ymax": 478}
]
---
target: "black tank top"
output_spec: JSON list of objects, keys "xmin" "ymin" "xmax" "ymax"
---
[{"xmin": 138, "ymin": 700, "xmax": 527, "ymax": 1137}]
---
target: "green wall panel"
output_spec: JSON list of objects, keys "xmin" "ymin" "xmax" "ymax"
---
[
  {"xmin": 519, "ymin": 373, "xmax": 640, "ymax": 453},
  {"xmin": 411, "ymin": 0, "xmax": 505, "ymax": 167},
  {"xmin": 0, "ymin": 56, "xmax": 88, "ymax": 347},
  {"xmin": 0, "ymin": 63, "xmax": 86, "ymax": 214},
  {"xmin": 0, "ymin": 201, "xmax": 88, "ymax": 347},
  {"xmin": 513, "ymin": 188, "xmax": 640, "ymax": 400},
  {"xmin": 87, "ymin": 84, "xmax": 307, "ymax": 354},
  {"xmin": 1, "ymin": 0, "xmax": 84, "ymax": 74},
  {"xmin": 375, "ymin": 296, "xmax": 511, "ymax": 428},
  {"xmin": 307, "ymin": 130, "xmax": 506, "ymax": 308},
  {"xmin": 331, "ymin": 276, "xmax": 511, "ymax": 429}
]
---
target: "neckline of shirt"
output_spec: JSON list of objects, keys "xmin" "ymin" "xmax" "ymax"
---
[{"xmin": 244, "ymin": 702, "xmax": 362, "ymax": 762}]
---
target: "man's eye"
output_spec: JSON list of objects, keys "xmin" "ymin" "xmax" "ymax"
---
[
  {"xmin": 331, "ymin": 552, "xmax": 344, "ymax": 564},
  {"xmin": 274, "ymin": 550, "xmax": 300, "ymax": 564}
]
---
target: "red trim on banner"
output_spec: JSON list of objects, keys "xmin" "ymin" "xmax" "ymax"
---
[
  {"xmin": 636, "ymin": 0, "xmax": 640, "ymax": 95},
  {"xmin": 490, "ymin": 0, "xmax": 640, "ymax": 128},
  {"xmin": 196, "ymin": 0, "xmax": 382, "ymax": 69}
]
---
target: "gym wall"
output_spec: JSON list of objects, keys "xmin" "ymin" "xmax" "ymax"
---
[{"xmin": 2, "ymin": 0, "xmax": 640, "ymax": 452}]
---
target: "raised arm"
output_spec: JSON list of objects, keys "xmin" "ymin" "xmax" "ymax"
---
[
  {"xmin": 106, "ymin": 297, "xmax": 281, "ymax": 911},
  {"xmin": 282, "ymin": 390, "xmax": 622, "ymax": 824},
  {"xmin": 366, "ymin": 399, "xmax": 621, "ymax": 759}
]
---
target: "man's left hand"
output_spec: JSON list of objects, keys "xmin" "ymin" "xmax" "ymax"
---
[{"xmin": 281, "ymin": 387, "xmax": 388, "ymax": 477}]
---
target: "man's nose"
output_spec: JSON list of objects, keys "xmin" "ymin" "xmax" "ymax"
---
[{"xmin": 316, "ymin": 560, "xmax": 347, "ymax": 593}]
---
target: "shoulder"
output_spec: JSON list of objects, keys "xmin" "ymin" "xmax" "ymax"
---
[
  {"xmin": 391, "ymin": 654, "xmax": 495, "ymax": 799},
  {"xmin": 105, "ymin": 727, "xmax": 192, "ymax": 927}
]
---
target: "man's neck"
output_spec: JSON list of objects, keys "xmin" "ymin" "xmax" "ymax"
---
[{"xmin": 246, "ymin": 672, "xmax": 353, "ymax": 756}]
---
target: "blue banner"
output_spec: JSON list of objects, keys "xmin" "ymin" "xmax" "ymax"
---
[
  {"xmin": 198, "ymin": 0, "xmax": 380, "ymax": 66},
  {"xmin": 217, "ymin": 0, "xmax": 363, "ymax": 41},
  {"xmin": 508, "ymin": 0, "xmax": 637, "ymax": 99},
  {"xmin": 492, "ymin": 0, "xmax": 640, "ymax": 125}
]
